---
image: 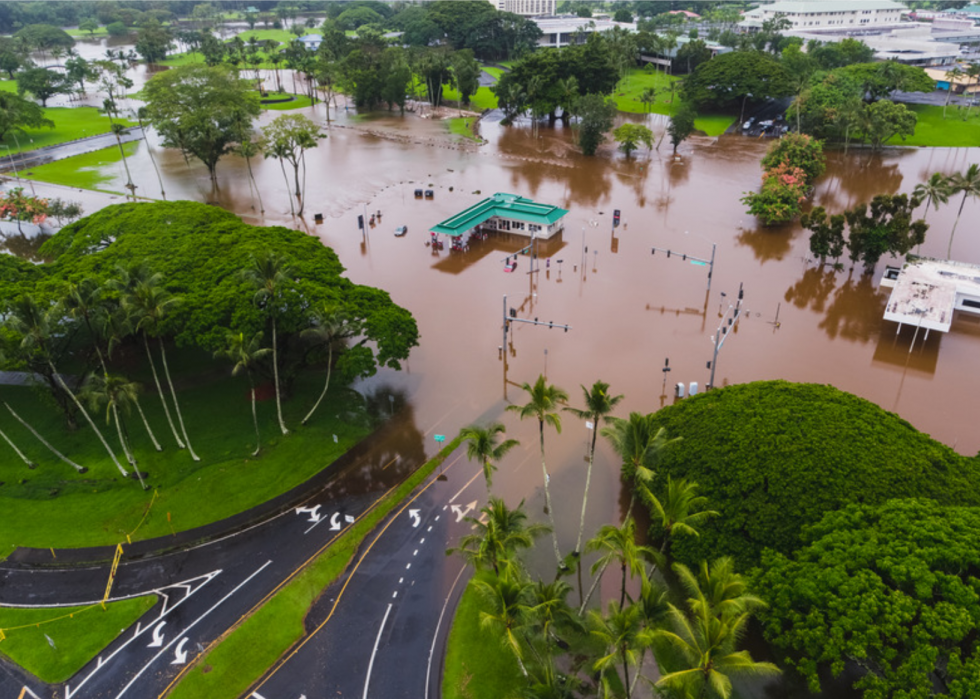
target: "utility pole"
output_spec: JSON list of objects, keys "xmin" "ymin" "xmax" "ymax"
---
[
  {"xmin": 651, "ymin": 242, "xmax": 716, "ymax": 292},
  {"xmin": 707, "ymin": 282, "xmax": 743, "ymax": 390},
  {"xmin": 502, "ymin": 294, "xmax": 571, "ymax": 352}
]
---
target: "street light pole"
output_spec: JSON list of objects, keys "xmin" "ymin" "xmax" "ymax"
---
[{"xmin": 708, "ymin": 282, "xmax": 744, "ymax": 390}]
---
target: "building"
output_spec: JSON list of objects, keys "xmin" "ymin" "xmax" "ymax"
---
[
  {"xmin": 880, "ymin": 256, "xmax": 980, "ymax": 349},
  {"xmin": 430, "ymin": 192, "xmax": 568, "ymax": 241},
  {"xmin": 740, "ymin": 0, "xmax": 905, "ymax": 32},
  {"xmin": 495, "ymin": 0, "xmax": 555, "ymax": 17},
  {"xmin": 533, "ymin": 16, "xmax": 636, "ymax": 49},
  {"xmin": 297, "ymin": 34, "xmax": 322, "ymax": 51},
  {"xmin": 924, "ymin": 65, "xmax": 980, "ymax": 94}
]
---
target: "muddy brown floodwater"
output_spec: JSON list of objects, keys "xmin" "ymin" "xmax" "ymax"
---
[{"xmin": 8, "ymin": 100, "xmax": 980, "ymax": 697}]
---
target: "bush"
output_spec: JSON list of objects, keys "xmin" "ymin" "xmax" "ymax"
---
[
  {"xmin": 106, "ymin": 21, "xmax": 128, "ymax": 36},
  {"xmin": 740, "ymin": 162, "xmax": 808, "ymax": 225},
  {"xmin": 760, "ymin": 132, "xmax": 825, "ymax": 183},
  {"xmin": 645, "ymin": 381, "xmax": 980, "ymax": 568}
]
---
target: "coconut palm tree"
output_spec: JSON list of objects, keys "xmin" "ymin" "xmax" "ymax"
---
[
  {"xmin": 639, "ymin": 87, "xmax": 657, "ymax": 113},
  {"xmin": 83, "ymin": 373, "xmax": 148, "ymax": 489},
  {"xmin": 674, "ymin": 557, "xmax": 766, "ymax": 621},
  {"xmin": 448, "ymin": 497, "xmax": 549, "ymax": 578},
  {"xmin": 215, "ymin": 330, "xmax": 271, "ymax": 457},
  {"xmin": 242, "ymin": 252, "xmax": 292, "ymax": 436},
  {"xmin": 474, "ymin": 572, "xmax": 534, "ymax": 676},
  {"xmin": 601, "ymin": 414, "xmax": 680, "ymax": 522},
  {"xmin": 300, "ymin": 303, "xmax": 354, "ymax": 426},
  {"xmin": 588, "ymin": 600, "xmax": 647, "ymax": 699},
  {"xmin": 912, "ymin": 172, "xmax": 952, "ymax": 228},
  {"xmin": 3, "ymin": 400, "xmax": 86, "ymax": 472},
  {"xmin": 564, "ymin": 380, "xmax": 624, "ymax": 554},
  {"xmin": 459, "ymin": 422, "xmax": 520, "ymax": 488},
  {"xmin": 507, "ymin": 374, "xmax": 569, "ymax": 567},
  {"xmin": 650, "ymin": 604, "xmax": 779, "ymax": 699},
  {"xmin": 525, "ymin": 578, "xmax": 580, "ymax": 654},
  {"xmin": 111, "ymin": 265, "xmax": 185, "ymax": 453},
  {"xmin": 6, "ymin": 296, "xmax": 128, "ymax": 477},
  {"xmin": 640, "ymin": 477, "xmax": 718, "ymax": 557},
  {"xmin": 136, "ymin": 106, "xmax": 166, "ymax": 200},
  {"xmin": 946, "ymin": 163, "xmax": 980, "ymax": 258},
  {"xmin": 943, "ymin": 67, "xmax": 964, "ymax": 119},
  {"xmin": 582, "ymin": 517, "xmax": 658, "ymax": 611}
]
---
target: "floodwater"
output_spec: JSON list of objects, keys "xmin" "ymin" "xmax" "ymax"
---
[{"xmin": 6, "ymin": 82, "xmax": 980, "ymax": 697}]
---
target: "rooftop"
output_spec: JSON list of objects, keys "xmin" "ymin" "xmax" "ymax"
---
[
  {"xmin": 430, "ymin": 193, "xmax": 568, "ymax": 237},
  {"xmin": 882, "ymin": 257, "xmax": 980, "ymax": 334},
  {"xmin": 750, "ymin": 0, "xmax": 905, "ymax": 12}
]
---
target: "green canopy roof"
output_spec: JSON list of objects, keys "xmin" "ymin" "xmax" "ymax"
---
[{"xmin": 430, "ymin": 193, "xmax": 568, "ymax": 237}]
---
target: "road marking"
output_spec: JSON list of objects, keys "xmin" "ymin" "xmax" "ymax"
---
[
  {"xmin": 362, "ymin": 603, "xmax": 393, "ymax": 699},
  {"xmin": 435, "ymin": 515, "xmax": 440, "ymax": 521},
  {"xmin": 413, "ymin": 549, "xmax": 418, "ymax": 556},
  {"xmin": 392, "ymin": 591, "xmax": 397, "ymax": 599},
  {"xmin": 148, "ymin": 621, "xmax": 166, "ymax": 648},
  {"xmin": 398, "ymin": 577, "xmax": 403, "ymax": 584},
  {"xmin": 382, "ymin": 455, "xmax": 400, "ymax": 470},
  {"xmin": 409, "ymin": 509, "xmax": 421, "ymax": 527},
  {"xmin": 425, "ymin": 565, "xmax": 468, "ymax": 699},
  {"xmin": 114, "ymin": 560, "xmax": 271, "ymax": 699},
  {"xmin": 18, "ymin": 686, "xmax": 42, "ymax": 699},
  {"xmin": 450, "ymin": 501, "xmax": 477, "ymax": 522},
  {"xmin": 295, "ymin": 505, "xmax": 322, "ymax": 523},
  {"xmin": 405, "ymin": 563, "xmax": 411, "ymax": 570},
  {"xmin": 63, "ymin": 571, "xmax": 221, "ymax": 699},
  {"xmin": 449, "ymin": 470, "xmax": 483, "ymax": 504},
  {"xmin": 427, "ymin": 525, "xmax": 432, "ymax": 532},
  {"xmin": 419, "ymin": 538, "xmax": 425, "ymax": 544},
  {"xmin": 171, "ymin": 637, "xmax": 189, "ymax": 665}
]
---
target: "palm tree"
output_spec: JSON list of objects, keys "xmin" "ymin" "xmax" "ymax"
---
[
  {"xmin": 507, "ymin": 374, "xmax": 569, "ymax": 567},
  {"xmin": 601, "ymin": 414, "xmax": 680, "ymax": 522},
  {"xmin": 6, "ymin": 296, "xmax": 129, "ymax": 477},
  {"xmin": 674, "ymin": 557, "xmax": 766, "ymax": 621},
  {"xmin": 136, "ymin": 106, "xmax": 166, "ymax": 200},
  {"xmin": 912, "ymin": 172, "xmax": 952, "ymax": 226},
  {"xmin": 474, "ymin": 572, "xmax": 534, "ymax": 676},
  {"xmin": 651, "ymin": 604, "xmax": 779, "ymax": 699},
  {"xmin": 582, "ymin": 517, "xmax": 658, "ymax": 611},
  {"xmin": 966, "ymin": 62, "xmax": 980, "ymax": 117},
  {"xmin": 83, "ymin": 373, "xmax": 148, "ymax": 489},
  {"xmin": 459, "ymin": 422, "xmax": 520, "ymax": 488},
  {"xmin": 242, "ymin": 252, "xmax": 292, "ymax": 436},
  {"xmin": 639, "ymin": 87, "xmax": 657, "ymax": 113},
  {"xmin": 3, "ymin": 400, "xmax": 87, "ymax": 472},
  {"xmin": 589, "ymin": 600, "xmax": 646, "ymax": 699},
  {"xmin": 564, "ymin": 380, "xmax": 624, "ymax": 554},
  {"xmin": 943, "ymin": 67, "xmax": 964, "ymax": 119},
  {"xmin": 215, "ymin": 330, "xmax": 270, "ymax": 456},
  {"xmin": 946, "ymin": 163, "xmax": 980, "ymax": 258},
  {"xmin": 526, "ymin": 578, "xmax": 580, "ymax": 653},
  {"xmin": 127, "ymin": 273, "xmax": 200, "ymax": 461},
  {"xmin": 300, "ymin": 303, "xmax": 353, "ymax": 426},
  {"xmin": 448, "ymin": 497, "xmax": 549, "ymax": 578},
  {"xmin": 640, "ymin": 477, "xmax": 718, "ymax": 557}
]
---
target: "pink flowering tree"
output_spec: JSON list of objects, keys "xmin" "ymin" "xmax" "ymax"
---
[{"xmin": 0, "ymin": 187, "xmax": 49, "ymax": 232}]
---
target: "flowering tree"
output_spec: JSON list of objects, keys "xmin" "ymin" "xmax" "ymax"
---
[
  {"xmin": 741, "ymin": 163, "xmax": 808, "ymax": 225},
  {"xmin": 0, "ymin": 187, "xmax": 49, "ymax": 232}
]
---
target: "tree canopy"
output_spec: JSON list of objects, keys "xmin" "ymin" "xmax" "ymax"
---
[
  {"xmin": 645, "ymin": 381, "xmax": 980, "ymax": 568},
  {"xmin": 758, "ymin": 499, "xmax": 980, "ymax": 699},
  {"xmin": 34, "ymin": 201, "xmax": 419, "ymax": 383},
  {"xmin": 681, "ymin": 50, "xmax": 792, "ymax": 112},
  {"xmin": 0, "ymin": 90, "xmax": 53, "ymax": 140}
]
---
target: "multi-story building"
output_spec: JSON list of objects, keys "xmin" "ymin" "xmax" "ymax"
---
[
  {"xmin": 495, "ymin": 0, "xmax": 556, "ymax": 17},
  {"xmin": 740, "ymin": 0, "xmax": 905, "ymax": 31}
]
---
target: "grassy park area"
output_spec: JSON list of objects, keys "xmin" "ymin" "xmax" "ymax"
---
[
  {"xmin": 0, "ymin": 351, "xmax": 376, "ymax": 556},
  {"xmin": 0, "ymin": 104, "xmax": 134, "ymax": 155},
  {"xmin": 0, "ymin": 596, "xmax": 157, "ymax": 683},
  {"xmin": 166, "ymin": 436, "xmax": 463, "ymax": 699},
  {"xmin": 22, "ymin": 141, "xmax": 137, "ymax": 192},
  {"xmin": 889, "ymin": 103, "xmax": 980, "ymax": 147}
]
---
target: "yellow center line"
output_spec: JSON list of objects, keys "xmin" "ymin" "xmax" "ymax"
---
[{"xmin": 381, "ymin": 455, "xmax": 400, "ymax": 470}]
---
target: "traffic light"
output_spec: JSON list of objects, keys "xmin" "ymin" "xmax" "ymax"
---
[
  {"xmin": 357, "ymin": 215, "xmax": 364, "ymax": 230},
  {"xmin": 613, "ymin": 209, "xmax": 621, "ymax": 227}
]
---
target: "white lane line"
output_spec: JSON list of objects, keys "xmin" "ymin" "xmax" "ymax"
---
[
  {"xmin": 427, "ymin": 525, "xmax": 432, "ymax": 532},
  {"xmin": 113, "ymin": 560, "xmax": 272, "ymax": 699},
  {"xmin": 405, "ymin": 563, "xmax": 411, "ymax": 570},
  {"xmin": 362, "ymin": 602, "xmax": 394, "ymax": 699},
  {"xmin": 398, "ymin": 577, "xmax": 403, "ymax": 584},
  {"xmin": 448, "ymin": 469, "xmax": 483, "ymax": 504},
  {"xmin": 392, "ymin": 591, "xmax": 397, "ymax": 599},
  {"xmin": 413, "ymin": 549, "xmax": 418, "ymax": 556},
  {"xmin": 435, "ymin": 515, "xmax": 440, "ymax": 521},
  {"xmin": 424, "ymin": 564, "xmax": 468, "ymax": 699},
  {"xmin": 420, "ymin": 538, "xmax": 425, "ymax": 544}
]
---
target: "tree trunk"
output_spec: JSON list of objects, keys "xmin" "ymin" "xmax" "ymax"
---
[
  {"xmin": 249, "ymin": 376, "xmax": 261, "ymax": 457},
  {"xmin": 272, "ymin": 317, "xmax": 289, "ymax": 435},
  {"xmin": 539, "ymin": 420, "xmax": 561, "ymax": 566},
  {"xmin": 0, "ymin": 423, "xmax": 36, "ymax": 469},
  {"xmin": 144, "ymin": 334, "xmax": 184, "ymax": 449},
  {"xmin": 620, "ymin": 561, "xmax": 628, "ymax": 607},
  {"xmin": 244, "ymin": 151, "xmax": 264, "ymax": 213},
  {"xmin": 279, "ymin": 157, "xmax": 295, "ymax": 216},
  {"xmin": 579, "ymin": 559, "xmax": 609, "ymax": 614},
  {"xmin": 948, "ymin": 193, "xmax": 969, "ymax": 258},
  {"xmin": 113, "ymin": 406, "xmax": 146, "ymax": 489},
  {"xmin": 114, "ymin": 133, "xmax": 136, "ymax": 201},
  {"xmin": 133, "ymin": 395, "xmax": 162, "ymax": 451},
  {"xmin": 49, "ymin": 362, "xmax": 128, "ymax": 476},
  {"xmin": 158, "ymin": 337, "xmax": 200, "ymax": 461},
  {"xmin": 576, "ymin": 425, "xmax": 598, "ymax": 554},
  {"xmin": 622, "ymin": 649, "xmax": 632, "ymax": 699},
  {"xmin": 5, "ymin": 401, "xmax": 85, "ymax": 472},
  {"xmin": 298, "ymin": 150, "xmax": 307, "ymax": 216},
  {"xmin": 302, "ymin": 345, "xmax": 332, "ymax": 425}
]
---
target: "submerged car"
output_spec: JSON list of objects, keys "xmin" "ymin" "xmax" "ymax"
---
[{"xmin": 395, "ymin": 225, "xmax": 408, "ymax": 237}]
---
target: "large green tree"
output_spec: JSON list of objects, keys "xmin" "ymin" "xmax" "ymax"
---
[
  {"xmin": 142, "ymin": 63, "xmax": 261, "ymax": 187},
  {"xmin": 681, "ymin": 50, "xmax": 791, "ymax": 121},
  {"xmin": 259, "ymin": 114, "xmax": 324, "ymax": 216},
  {"xmin": 0, "ymin": 90, "xmax": 53, "ymax": 140},
  {"xmin": 16, "ymin": 67, "xmax": 71, "ymax": 107},
  {"xmin": 573, "ymin": 93, "xmax": 617, "ymax": 157},
  {"xmin": 758, "ymin": 499, "xmax": 980, "ymax": 699}
]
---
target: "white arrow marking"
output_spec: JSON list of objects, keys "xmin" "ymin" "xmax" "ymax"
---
[
  {"xmin": 295, "ymin": 505, "xmax": 322, "ymax": 523},
  {"xmin": 148, "ymin": 621, "xmax": 166, "ymax": 648},
  {"xmin": 171, "ymin": 637, "xmax": 188, "ymax": 665},
  {"xmin": 329, "ymin": 512, "xmax": 342, "ymax": 530},
  {"xmin": 450, "ymin": 500, "xmax": 477, "ymax": 522},
  {"xmin": 409, "ymin": 509, "xmax": 421, "ymax": 527},
  {"xmin": 345, "ymin": 514, "xmax": 355, "ymax": 523}
]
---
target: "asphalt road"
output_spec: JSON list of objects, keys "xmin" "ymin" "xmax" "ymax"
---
[
  {"xmin": 0, "ymin": 425, "xmax": 484, "ymax": 699},
  {"xmin": 0, "ymin": 128, "xmax": 145, "ymax": 174}
]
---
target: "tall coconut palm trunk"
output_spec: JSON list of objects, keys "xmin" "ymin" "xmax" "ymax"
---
[
  {"xmin": 271, "ymin": 318, "xmax": 288, "ymax": 435},
  {"xmin": 158, "ymin": 337, "xmax": 200, "ymax": 461},
  {"xmin": 539, "ymin": 420, "xmax": 561, "ymax": 565},
  {"xmin": 4, "ymin": 401, "xmax": 85, "ymax": 472},
  {"xmin": 112, "ymin": 407, "xmax": 146, "ymax": 489},
  {"xmin": 143, "ymin": 333, "xmax": 184, "ymax": 449},
  {"xmin": 301, "ymin": 344, "xmax": 332, "ymax": 425},
  {"xmin": 0, "ymin": 422, "xmax": 35, "ymax": 468},
  {"xmin": 49, "ymin": 363, "xmax": 128, "ymax": 476},
  {"xmin": 249, "ymin": 378, "xmax": 261, "ymax": 457},
  {"xmin": 132, "ymin": 395, "xmax": 162, "ymax": 451},
  {"xmin": 577, "ymin": 426, "xmax": 599, "ymax": 555},
  {"xmin": 580, "ymin": 560, "xmax": 609, "ymax": 614}
]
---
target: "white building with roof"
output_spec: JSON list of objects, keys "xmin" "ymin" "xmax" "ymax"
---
[
  {"xmin": 496, "ymin": 0, "xmax": 555, "ymax": 17},
  {"xmin": 740, "ymin": 0, "xmax": 906, "ymax": 32},
  {"xmin": 532, "ymin": 17, "xmax": 636, "ymax": 48}
]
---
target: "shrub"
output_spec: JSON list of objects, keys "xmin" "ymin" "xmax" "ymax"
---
[{"xmin": 761, "ymin": 132, "xmax": 825, "ymax": 182}]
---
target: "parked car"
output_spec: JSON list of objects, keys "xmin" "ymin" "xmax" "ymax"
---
[
  {"xmin": 742, "ymin": 118, "xmax": 755, "ymax": 131},
  {"xmin": 395, "ymin": 225, "xmax": 408, "ymax": 237}
]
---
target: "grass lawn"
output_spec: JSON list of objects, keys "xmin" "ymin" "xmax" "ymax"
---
[
  {"xmin": 235, "ymin": 28, "xmax": 319, "ymax": 44},
  {"xmin": 694, "ymin": 113, "xmax": 737, "ymax": 137},
  {"xmin": 66, "ymin": 28, "xmax": 110, "ymax": 37},
  {"xmin": 447, "ymin": 117, "xmax": 482, "ymax": 142},
  {"xmin": 0, "ymin": 346, "xmax": 377, "ymax": 551},
  {"xmin": 257, "ymin": 92, "xmax": 314, "ymax": 110},
  {"xmin": 889, "ymin": 103, "xmax": 980, "ymax": 147},
  {"xmin": 442, "ymin": 84, "xmax": 498, "ymax": 111},
  {"xmin": 612, "ymin": 67, "xmax": 680, "ymax": 115},
  {"xmin": 443, "ymin": 572, "xmax": 524, "ymax": 699},
  {"xmin": 0, "ymin": 107, "xmax": 135, "ymax": 155},
  {"xmin": 0, "ymin": 80, "xmax": 17, "ymax": 93},
  {"xmin": 0, "ymin": 596, "xmax": 157, "ymax": 683},
  {"xmin": 22, "ymin": 141, "xmax": 138, "ymax": 192},
  {"xmin": 166, "ymin": 436, "xmax": 463, "ymax": 699},
  {"xmin": 481, "ymin": 66, "xmax": 504, "ymax": 81}
]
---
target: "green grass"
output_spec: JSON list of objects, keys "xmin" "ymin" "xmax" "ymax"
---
[
  {"xmin": 482, "ymin": 66, "xmax": 504, "ymax": 80},
  {"xmin": 442, "ymin": 85, "xmax": 498, "ymax": 111},
  {"xmin": 166, "ymin": 436, "xmax": 463, "ymax": 699},
  {"xmin": 66, "ymin": 28, "xmax": 110, "ymax": 37},
  {"xmin": 257, "ymin": 92, "xmax": 314, "ymax": 110},
  {"xmin": 22, "ymin": 141, "xmax": 138, "ymax": 191},
  {"xmin": 888, "ymin": 103, "xmax": 980, "ymax": 147},
  {"xmin": 447, "ymin": 117, "xmax": 482, "ymax": 142},
  {"xmin": 0, "ymin": 596, "xmax": 157, "ymax": 683},
  {"xmin": 693, "ymin": 113, "xmax": 737, "ymax": 137},
  {"xmin": 235, "ymin": 28, "xmax": 318, "ymax": 44},
  {"xmin": 0, "ymin": 349, "xmax": 376, "ymax": 550},
  {"xmin": 0, "ymin": 107, "xmax": 135, "ymax": 155},
  {"xmin": 612, "ymin": 67, "xmax": 681, "ymax": 115},
  {"xmin": 443, "ymin": 573, "xmax": 524, "ymax": 699}
]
